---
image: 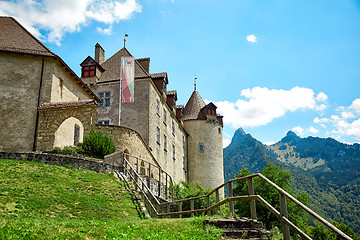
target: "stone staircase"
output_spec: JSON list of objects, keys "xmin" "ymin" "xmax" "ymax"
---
[{"xmin": 204, "ymin": 218, "xmax": 271, "ymax": 240}]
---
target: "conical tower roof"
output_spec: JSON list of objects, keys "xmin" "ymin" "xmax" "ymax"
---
[{"xmin": 183, "ymin": 90, "xmax": 206, "ymax": 121}]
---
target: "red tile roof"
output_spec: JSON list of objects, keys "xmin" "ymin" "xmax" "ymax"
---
[
  {"xmin": 0, "ymin": 17, "xmax": 55, "ymax": 57},
  {"xmin": 182, "ymin": 91, "xmax": 206, "ymax": 121},
  {"xmin": 0, "ymin": 17, "xmax": 98, "ymax": 101},
  {"xmin": 98, "ymin": 48, "xmax": 150, "ymax": 82}
]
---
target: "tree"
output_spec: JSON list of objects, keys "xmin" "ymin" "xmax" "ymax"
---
[
  {"xmin": 233, "ymin": 164, "xmax": 310, "ymax": 231},
  {"xmin": 80, "ymin": 130, "xmax": 116, "ymax": 159}
]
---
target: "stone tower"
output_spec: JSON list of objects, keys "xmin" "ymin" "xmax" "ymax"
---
[{"xmin": 183, "ymin": 90, "xmax": 224, "ymax": 196}]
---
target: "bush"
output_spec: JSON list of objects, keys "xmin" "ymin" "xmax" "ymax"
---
[
  {"xmin": 170, "ymin": 181, "xmax": 215, "ymax": 217},
  {"xmin": 44, "ymin": 146, "xmax": 82, "ymax": 156},
  {"xmin": 80, "ymin": 130, "xmax": 116, "ymax": 159}
]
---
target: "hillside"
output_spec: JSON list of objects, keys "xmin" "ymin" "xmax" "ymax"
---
[
  {"xmin": 223, "ymin": 128, "xmax": 360, "ymax": 234},
  {"xmin": 0, "ymin": 159, "xmax": 222, "ymax": 239}
]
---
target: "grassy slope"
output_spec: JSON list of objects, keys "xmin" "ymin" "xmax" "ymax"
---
[{"xmin": 0, "ymin": 159, "xmax": 222, "ymax": 240}]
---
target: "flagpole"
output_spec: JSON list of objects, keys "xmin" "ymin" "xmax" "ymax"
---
[{"xmin": 119, "ymin": 57, "xmax": 122, "ymax": 126}]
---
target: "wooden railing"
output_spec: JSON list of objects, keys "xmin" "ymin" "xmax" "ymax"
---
[
  {"xmin": 157, "ymin": 173, "xmax": 353, "ymax": 240},
  {"xmin": 113, "ymin": 153, "xmax": 352, "ymax": 240}
]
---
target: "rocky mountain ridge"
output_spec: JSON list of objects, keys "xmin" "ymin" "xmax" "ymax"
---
[{"xmin": 223, "ymin": 128, "xmax": 360, "ymax": 233}]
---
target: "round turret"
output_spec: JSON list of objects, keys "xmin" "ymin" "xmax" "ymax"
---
[{"xmin": 183, "ymin": 91, "xmax": 224, "ymax": 196}]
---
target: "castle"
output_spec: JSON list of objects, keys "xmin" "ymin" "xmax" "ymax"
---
[{"xmin": 0, "ymin": 16, "xmax": 224, "ymax": 192}]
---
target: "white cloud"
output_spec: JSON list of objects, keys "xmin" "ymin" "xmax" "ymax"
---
[
  {"xmin": 313, "ymin": 117, "xmax": 330, "ymax": 124},
  {"xmin": 96, "ymin": 26, "xmax": 113, "ymax": 35},
  {"xmin": 315, "ymin": 98, "xmax": 360, "ymax": 141},
  {"xmin": 350, "ymin": 99, "xmax": 360, "ymax": 113},
  {"xmin": 213, "ymin": 86, "xmax": 328, "ymax": 128},
  {"xmin": 308, "ymin": 126, "xmax": 318, "ymax": 134},
  {"xmin": 0, "ymin": 0, "xmax": 142, "ymax": 45},
  {"xmin": 292, "ymin": 126, "xmax": 304, "ymax": 136},
  {"xmin": 223, "ymin": 139, "xmax": 231, "ymax": 148},
  {"xmin": 316, "ymin": 92, "xmax": 328, "ymax": 102},
  {"xmin": 246, "ymin": 34, "xmax": 257, "ymax": 43}
]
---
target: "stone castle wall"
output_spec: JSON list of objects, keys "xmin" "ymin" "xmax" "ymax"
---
[
  {"xmin": 93, "ymin": 124, "xmax": 160, "ymax": 169},
  {"xmin": 0, "ymin": 54, "xmax": 45, "ymax": 152},
  {"xmin": 91, "ymin": 81, "xmax": 120, "ymax": 126},
  {"xmin": 36, "ymin": 104, "xmax": 97, "ymax": 151},
  {"xmin": 184, "ymin": 119, "xmax": 224, "ymax": 196},
  {"xmin": 147, "ymin": 80, "xmax": 188, "ymax": 183},
  {"xmin": 0, "ymin": 152, "xmax": 122, "ymax": 174}
]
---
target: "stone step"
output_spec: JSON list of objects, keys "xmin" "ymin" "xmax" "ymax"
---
[{"xmin": 205, "ymin": 218, "xmax": 270, "ymax": 240}]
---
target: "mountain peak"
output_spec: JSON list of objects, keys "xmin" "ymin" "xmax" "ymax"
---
[
  {"xmin": 286, "ymin": 131, "xmax": 298, "ymax": 137},
  {"xmin": 231, "ymin": 128, "xmax": 246, "ymax": 143},
  {"xmin": 280, "ymin": 130, "xmax": 300, "ymax": 144}
]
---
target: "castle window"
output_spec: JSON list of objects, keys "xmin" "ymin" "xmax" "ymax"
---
[
  {"xmin": 163, "ymin": 108, "xmax": 167, "ymax": 125},
  {"xmin": 74, "ymin": 124, "xmax": 80, "ymax": 146},
  {"xmin": 98, "ymin": 120, "xmax": 109, "ymax": 125},
  {"xmin": 156, "ymin": 99, "xmax": 160, "ymax": 116},
  {"xmin": 172, "ymin": 144, "xmax": 176, "ymax": 160},
  {"xmin": 82, "ymin": 65, "xmax": 96, "ymax": 77},
  {"xmin": 99, "ymin": 92, "xmax": 110, "ymax": 107},
  {"xmin": 199, "ymin": 143, "xmax": 204, "ymax": 152},
  {"xmin": 164, "ymin": 134, "xmax": 168, "ymax": 151},
  {"xmin": 183, "ymin": 156, "xmax": 187, "ymax": 173},
  {"xmin": 156, "ymin": 126, "xmax": 160, "ymax": 144},
  {"xmin": 182, "ymin": 135, "xmax": 185, "ymax": 150},
  {"xmin": 172, "ymin": 121, "xmax": 175, "ymax": 136},
  {"xmin": 218, "ymin": 127, "xmax": 221, "ymax": 134}
]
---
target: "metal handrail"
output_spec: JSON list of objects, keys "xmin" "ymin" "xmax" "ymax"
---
[
  {"xmin": 123, "ymin": 152, "xmax": 174, "ymax": 199},
  {"xmin": 121, "ymin": 156, "xmax": 161, "ymax": 215}
]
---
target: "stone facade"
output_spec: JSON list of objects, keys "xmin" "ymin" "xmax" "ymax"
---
[
  {"xmin": 184, "ymin": 119, "xmax": 224, "ymax": 196},
  {"xmin": 0, "ymin": 53, "xmax": 44, "ymax": 152},
  {"xmin": 36, "ymin": 103, "xmax": 97, "ymax": 151},
  {"xmin": 0, "ymin": 17, "xmax": 98, "ymax": 153},
  {"xmin": 0, "ymin": 152, "xmax": 122, "ymax": 174},
  {"xmin": 93, "ymin": 124, "xmax": 160, "ymax": 168}
]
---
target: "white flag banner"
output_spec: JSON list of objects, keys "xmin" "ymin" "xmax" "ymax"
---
[{"xmin": 120, "ymin": 56, "xmax": 135, "ymax": 103}]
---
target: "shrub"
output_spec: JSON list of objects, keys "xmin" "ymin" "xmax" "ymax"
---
[
  {"xmin": 80, "ymin": 130, "xmax": 116, "ymax": 159},
  {"xmin": 170, "ymin": 181, "xmax": 215, "ymax": 217},
  {"xmin": 44, "ymin": 146, "xmax": 82, "ymax": 156}
]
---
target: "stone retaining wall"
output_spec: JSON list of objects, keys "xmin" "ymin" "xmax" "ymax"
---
[{"xmin": 0, "ymin": 152, "xmax": 122, "ymax": 174}]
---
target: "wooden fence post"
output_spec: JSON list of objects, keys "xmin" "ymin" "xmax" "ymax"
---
[
  {"xmin": 279, "ymin": 193, "xmax": 291, "ymax": 240},
  {"xmin": 179, "ymin": 201, "xmax": 182, "ymax": 218},
  {"xmin": 207, "ymin": 196, "xmax": 211, "ymax": 216},
  {"xmin": 216, "ymin": 189, "xmax": 221, "ymax": 215},
  {"xmin": 190, "ymin": 199, "xmax": 194, "ymax": 217},
  {"xmin": 248, "ymin": 177, "xmax": 257, "ymax": 220},
  {"xmin": 228, "ymin": 182, "xmax": 234, "ymax": 217}
]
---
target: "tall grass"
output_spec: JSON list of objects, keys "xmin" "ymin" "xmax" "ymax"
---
[{"xmin": 0, "ymin": 159, "xmax": 222, "ymax": 239}]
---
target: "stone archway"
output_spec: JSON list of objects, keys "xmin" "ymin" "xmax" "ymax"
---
[{"xmin": 54, "ymin": 117, "xmax": 84, "ymax": 148}]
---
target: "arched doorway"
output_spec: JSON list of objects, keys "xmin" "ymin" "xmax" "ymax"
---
[{"xmin": 54, "ymin": 117, "xmax": 84, "ymax": 148}]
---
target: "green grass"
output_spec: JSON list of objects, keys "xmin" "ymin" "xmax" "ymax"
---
[{"xmin": 0, "ymin": 159, "xmax": 223, "ymax": 239}]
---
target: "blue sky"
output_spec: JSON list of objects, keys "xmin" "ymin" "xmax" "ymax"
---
[{"xmin": 2, "ymin": 0, "xmax": 360, "ymax": 146}]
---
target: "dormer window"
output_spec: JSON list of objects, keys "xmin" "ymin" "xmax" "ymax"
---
[
  {"xmin": 82, "ymin": 65, "xmax": 96, "ymax": 77},
  {"xmin": 207, "ymin": 108, "xmax": 216, "ymax": 115}
]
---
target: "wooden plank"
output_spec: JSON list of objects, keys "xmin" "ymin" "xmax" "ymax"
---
[
  {"xmin": 215, "ymin": 189, "xmax": 221, "ymax": 215},
  {"xmin": 190, "ymin": 199, "xmax": 194, "ymax": 217},
  {"xmin": 248, "ymin": 177, "xmax": 257, "ymax": 220},
  {"xmin": 228, "ymin": 182, "xmax": 234, "ymax": 217},
  {"xmin": 279, "ymin": 193, "xmax": 290, "ymax": 240}
]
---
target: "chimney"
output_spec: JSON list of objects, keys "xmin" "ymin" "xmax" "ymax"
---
[{"xmin": 95, "ymin": 43, "xmax": 105, "ymax": 65}]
